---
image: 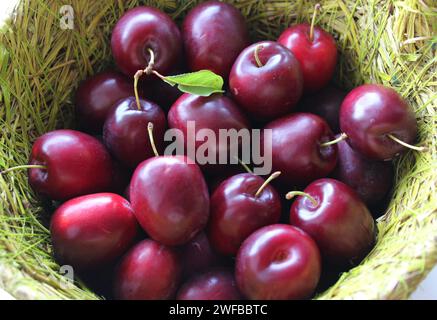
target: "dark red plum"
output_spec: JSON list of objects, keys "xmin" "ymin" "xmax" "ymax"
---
[
  {"xmin": 278, "ymin": 23, "xmax": 337, "ymax": 92},
  {"xmin": 264, "ymin": 113, "xmax": 337, "ymax": 187},
  {"xmin": 288, "ymin": 178, "xmax": 376, "ymax": 266},
  {"xmin": 168, "ymin": 93, "xmax": 250, "ymax": 172},
  {"xmin": 51, "ymin": 193, "xmax": 138, "ymax": 270},
  {"xmin": 182, "ymin": 1, "xmax": 249, "ymax": 78},
  {"xmin": 103, "ymin": 97, "xmax": 166, "ymax": 168},
  {"xmin": 75, "ymin": 70, "xmax": 135, "ymax": 132},
  {"xmin": 333, "ymin": 137, "xmax": 393, "ymax": 208},
  {"xmin": 208, "ymin": 173, "xmax": 282, "ymax": 256},
  {"xmin": 178, "ymin": 232, "xmax": 223, "ymax": 279},
  {"xmin": 340, "ymin": 84, "xmax": 418, "ymax": 160},
  {"xmin": 298, "ymin": 85, "xmax": 347, "ymax": 133},
  {"xmin": 129, "ymin": 155, "xmax": 209, "ymax": 246},
  {"xmin": 114, "ymin": 239, "xmax": 181, "ymax": 300},
  {"xmin": 229, "ymin": 41, "xmax": 303, "ymax": 121},
  {"xmin": 177, "ymin": 268, "xmax": 241, "ymax": 300},
  {"xmin": 28, "ymin": 130, "xmax": 114, "ymax": 201},
  {"xmin": 236, "ymin": 224, "xmax": 321, "ymax": 300},
  {"xmin": 111, "ymin": 6, "xmax": 182, "ymax": 77}
]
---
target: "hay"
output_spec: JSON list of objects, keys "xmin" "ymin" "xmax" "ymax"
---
[{"xmin": 0, "ymin": 0, "xmax": 435, "ymax": 300}]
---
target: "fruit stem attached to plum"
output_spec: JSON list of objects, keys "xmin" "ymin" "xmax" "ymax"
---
[
  {"xmin": 145, "ymin": 48, "xmax": 156, "ymax": 74},
  {"xmin": 319, "ymin": 132, "xmax": 425, "ymax": 152},
  {"xmin": 233, "ymin": 156, "xmax": 253, "ymax": 174},
  {"xmin": 0, "ymin": 164, "xmax": 47, "ymax": 175},
  {"xmin": 387, "ymin": 134, "xmax": 426, "ymax": 152},
  {"xmin": 254, "ymin": 45, "xmax": 264, "ymax": 68},
  {"xmin": 134, "ymin": 48, "xmax": 167, "ymax": 111},
  {"xmin": 147, "ymin": 122, "xmax": 159, "ymax": 157},
  {"xmin": 255, "ymin": 171, "xmax": 281, "ymax": 197},
  {"xmin": 320, "ymin": 133, "xmax": 348, "ymax": 147},
  {"xmin": 309, "ymin": 3, "xmax": 321, "ymax": 42},
  {"xmin": 133, "ymin": 71, "xmax": 143, "ymax": 111},
  {"xmin": 285, "ymin": 191, "xmax": 318, "ymax": 207},
  {"xmin": 144, "ymin": 48, "xmax": 166, "ymax": 80}
]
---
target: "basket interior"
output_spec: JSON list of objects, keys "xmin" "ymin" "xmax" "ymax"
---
[{"xmin": 0, "ymin": 0, "xmax": 436, "ymax": 300}]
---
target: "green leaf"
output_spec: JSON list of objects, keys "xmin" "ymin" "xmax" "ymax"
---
[{"xmin": 161, "ymin": 70, "xmax": 224, "ymax": 96}]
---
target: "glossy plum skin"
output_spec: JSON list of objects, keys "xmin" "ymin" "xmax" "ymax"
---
[
  {"xmin": 208, "ymin": 173, "xmax": 282, "ymax": 256},
  {"xmin": 177, "ymin": 268, "xmax": 241, "ymax": 300},
  {"xmin": 50, "ymin": 193, "xmax": 138, "ymax": 271},
  {"xmin": 278, "ymin": 23, "xmax": 337, "ymax": 93},
  {"xmin": 114, "ymin": 239, "xmax": 181, "ymax": 300},
  {"xmin": 289, "ymin": 178, "xmax": 376, "ymax": 266},
  {"xmin": 236, "ymin": 224, "xmax": 321, "ymax": 300},
  {"xmin": 103, "ymin": 97, "xmax": 166, "ymax": 168},
  {"xmin": 182, "ymin": 1, "xmax": 249, "ymax": 78},
  {"xmin": 333, "ymin": 138, "xmax": 393, "ymax": 208},
  {"xmin": 111, "ymin": 6, "xmax": 182, "ymax": 77},
  {"xmin": 28, "ymin": 130, "xmax": 114, "ymax": 201},
  {"xmin": 75, "ymin": 71, "xmax": 135, "ymax": 132},
  {"xmin": 298, "ymin": 85, "xmax": 347, "ymax": 133},
  {"xmin": 264, "ymin": 113, "xmax": 337, "ymax": 187},
  {"xmin": 340, "ymin": 84, "xmax": 418, "ymax": 160},
  {"xmin": 129, "ymin": 155, "xmax": 209, "ymax": 246},
  {"xmin": 229, "ymin": 41, "xmax": 303, "ymax": 121},
  {"xmin": 168, "ymin": 93, "xmax": 250, "ymax": 171},
  {"xmin": 178, "ymin": 232, "xmax": 223, "ymax": 279}
]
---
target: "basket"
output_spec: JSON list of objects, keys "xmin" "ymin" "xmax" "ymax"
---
[{"xmin": 0, "ymin": 0, "xmax": 435, "ymax": 300}]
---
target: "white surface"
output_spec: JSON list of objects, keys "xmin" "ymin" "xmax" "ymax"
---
[
  {"xmin": 0, "ymin": 0, "xmax": 18, "ymax": 28},
  {"xmin": 0, "ymin": 287, "xmax": 15, "ymax": 300},
  {"xmin": 410, "ymin": 265, "xmax": 437, "ymax": 300},
  {"xmin": 0, "ymin": 0, "xmax": 435, "ymax": 301}
]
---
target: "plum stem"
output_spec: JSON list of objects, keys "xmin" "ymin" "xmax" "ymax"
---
[
  {"xmin": 147, "ymin": 122, "xmax": 159, "ymax": 157},
  {"xmin": 320, "ymin": 133, "xmax": 348, "ymax": 147},
  {"xmin": 133, "ymin": 70, "xmax": 143, "ymax": 110},
  {"xmin": 133, "ymin": 48, "xmax": 164, "ymax": 110},
  {"xmin": 254, "ymin": 44, "xmax": 264, "ymax": 67},
  {"xmin": 151, "ymin": 69, "xmax": 166, "ymax": 81},
  {"xmin": 0, "ymin": 164, "xmax": 47, "ymax": 175},
  {"xmin": 387, "ymin": 134, "xmax": 426, "ymax": 151},
  {"xmin": 255, "ymin": 171, "xmax": 281, "ymax": 197},
  {"xmin": 233, "ymin": 156, "xmax": 253, "ymax": 174},
  {"xmin": 285, "ymin": 191, "xmax": 318, "ymax": 207},
  {"xmin": 144, "ymin": 49, "xmax": 167, "ymax": 80},
  {"xmin": 145, "ymin": 48, "xmax": 155, "ymax": 75},
  {"xmin": 309, "ymin": 3, "xmax": 321, "ymax": 42}
]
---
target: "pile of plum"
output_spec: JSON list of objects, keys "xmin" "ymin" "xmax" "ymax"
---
[{"xmin": 15, "ymin": 2, "xmax": 421, "ymax": 300}]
